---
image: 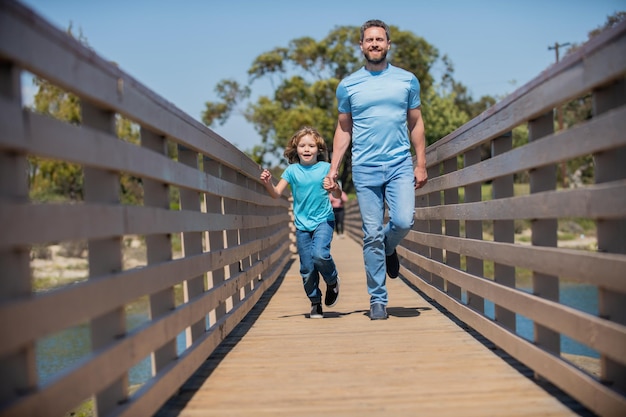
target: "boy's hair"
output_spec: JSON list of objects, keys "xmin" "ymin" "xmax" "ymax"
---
[
  {"xmin": 360, "ymin": 19, "xmax": 390, "ymax": 42},
  {"xmin": 283, "ymin": 126, "xmax": 329, "ymax": 164}
]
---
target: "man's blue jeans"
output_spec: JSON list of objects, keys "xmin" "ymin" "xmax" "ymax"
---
[
  {"xmin": 352, "ymin": 158, "xmax": 415, "ymax": 305},
  {"xmin": 295, "ymin": 220, "xmax": 338, "ymax": 305}
]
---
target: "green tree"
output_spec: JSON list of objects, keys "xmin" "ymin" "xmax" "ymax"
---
[
  {"xmin": 30, "ymin": 80, "xmax": 143, "ymax": 203},
  {"xmin": 421, "ymin": 85, "xmax": 470, "ymax": 146},
  {"xmin": 30, "ymin": 55, "xmax": 83, "ymax": 201},
  {"xmin": 29, "ymin": 24, "xmax": 144, "ymax": 204},
  {"xmin": 450, "ymin": 80, "xmax": 497, "ymax": 119},
  {"xmin": 559, "ymin": 11, "xmax": 625, "ymax": 187}
]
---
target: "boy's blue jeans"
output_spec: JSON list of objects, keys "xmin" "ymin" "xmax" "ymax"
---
[
  {"xmin": 295, "ymin": 220, "xmax": 338, "ymax": 305},
  {"xmin": 352, "ymin": 158, "xmax": 415, "ymax": 306}
]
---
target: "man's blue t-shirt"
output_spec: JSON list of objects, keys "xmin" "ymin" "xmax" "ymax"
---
[
  {"xmin": 336, "ymin": 64, "xmax": 421, "ymax": 166},
  {"xmin": 281, "ymin": 161, "xmax": 335, "ymax": 231}
]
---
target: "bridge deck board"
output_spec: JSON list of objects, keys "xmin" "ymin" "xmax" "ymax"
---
[{"xmin": 156, "ymin": 236, "xmax": 581, "ymax": 417}]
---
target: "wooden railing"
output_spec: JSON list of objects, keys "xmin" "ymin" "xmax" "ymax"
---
[
  {"xmin": 0, "ymin": 1, "xmax": 292, "ymax": 416},
  {"xmin": 345, "ymin": 19, "xmax": 626, "ymax": 417}
]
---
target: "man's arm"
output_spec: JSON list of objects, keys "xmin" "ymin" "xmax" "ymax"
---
[
  {"xmin": 327, "ymin": 112, "xmax": 353, "ymax": 183},
  {"xmin": 323, "ymin": 179, "xmax": 343, "ymax": 199},
  {"xmin": 407, "ymin": 107, "xmax": 428, "ymax": 189}
]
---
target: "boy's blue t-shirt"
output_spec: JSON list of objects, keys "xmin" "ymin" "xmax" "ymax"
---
[
  {"xmin": 281, "ymin": 161, "xmax": 334, "ymax": 231},
  {"xmin": 336, "ymin": 64, "xmax": 421, "ymax": 166}
]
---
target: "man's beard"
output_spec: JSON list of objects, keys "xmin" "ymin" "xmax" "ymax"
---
[{"xmin": 364, "ymin": 48, "xmax": 387, "ymax": 65}]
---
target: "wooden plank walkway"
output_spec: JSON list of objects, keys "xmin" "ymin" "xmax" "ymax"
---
[{"xmin": 156, "ymin": 236, "xmax": 588, "ymax": 417}]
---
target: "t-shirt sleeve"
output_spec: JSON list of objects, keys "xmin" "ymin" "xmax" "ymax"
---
[
  {"xmin": 281, "ymin": 165, "xmax": 293, "ymax": 185},
  {"xmin": 409, "ymin": 76, "xmax": 421, "ymax": 109},
  {"xmin": 336, "ymin": 82, "xmax": 351, "ymax": 114}
]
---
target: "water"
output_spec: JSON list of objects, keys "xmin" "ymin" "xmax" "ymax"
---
[
  {"xmin": 37, "ymin": 284, "xmax": 599, "ymax": 386},
  {"xmin": 560, "ymin": 283, "xmax": 599, "ymax": 357},
  {"xmin": 36, "ymin": 310, "xmax": 188, "ymax": 387},
  {"xmin": 482, "ymin": 283, "xmax": 599, "ymax": 358}
]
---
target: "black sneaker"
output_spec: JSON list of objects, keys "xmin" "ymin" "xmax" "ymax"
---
[
  {"xmin": 325, "ymin": 277, "xmax": 340, "ymax": 307},
  {"xmin": 386, "ymin": 250, "xmax": 400, "ymax": 278},
  {"xmin": 370, "ymin": 303, "xmax": 388, "ymax": 320},
  {"xmin": 310, "ymin": 303, "xmax": 323, "ymax": 319}
]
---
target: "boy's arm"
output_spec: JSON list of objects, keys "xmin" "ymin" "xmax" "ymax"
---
[{"xmin": 260, "ymin": 169, "xmax": 288, "ymax": 199}]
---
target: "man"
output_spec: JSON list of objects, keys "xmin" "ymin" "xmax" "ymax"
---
[{"xmin": 325, "ymin": 19, "xmax": 427, "ymax": 320}]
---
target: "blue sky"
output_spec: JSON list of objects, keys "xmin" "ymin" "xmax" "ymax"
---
[{"xmin": 20, "ymin": 0, "xmax": 625, "ymax": 153}]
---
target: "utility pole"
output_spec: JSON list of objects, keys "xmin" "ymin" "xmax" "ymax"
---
[{"xmin": 548, "ymin": 42, "xmax": 571, "ymax": 188}]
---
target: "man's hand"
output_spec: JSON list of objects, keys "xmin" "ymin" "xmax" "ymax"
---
[{"xmin": 414, "ymin": 166, "xmax": 428, "ymax": 189}]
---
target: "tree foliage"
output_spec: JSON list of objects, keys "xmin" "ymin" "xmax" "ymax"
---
[
  {"xmin": 30, "ymin": 78, "xmax": 143, "ymax": 203},
  {"xmin": 421, "ymin": 86, "xmax": 470, "ymax": 146},
  {"xmin": 30, "ymin": 59, "xmax": 84, "ymax": 201},
  {"xmin": 27, "ymin": 23, "xmax": 83, "ymax": 201},
  {"xmin": 29, "ymin": 25, "xmax": 145, "ymax": 204},
  {"xmin": 558, "ymin": 11, "xmax": 625, "ymax": 187}
]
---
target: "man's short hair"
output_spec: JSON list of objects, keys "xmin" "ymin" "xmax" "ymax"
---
[{"xmin": 360, "ymin": 19, "xmax": 390, "ymax": 42}]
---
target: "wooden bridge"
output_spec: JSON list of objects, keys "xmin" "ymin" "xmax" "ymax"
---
[
  {"xmin": 154, "ymin": 235, "xmax": 593, "ymax": 417},
  {"xmin": 1, "ymin": 1, "xmax": 625, "ymax": 416}
]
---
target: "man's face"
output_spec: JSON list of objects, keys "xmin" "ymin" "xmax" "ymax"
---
[{"xmin": 360, "ymin": 27, "xmax": 390, "ymax": 65}]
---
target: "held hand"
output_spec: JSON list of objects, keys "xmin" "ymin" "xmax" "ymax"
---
[
  {"xmin": 323, "ymin": 176, "xmax": 336, "ymax": 191},
  {"xmin": 414, "ymin": 166, "xmax": 428, "ymax": 189},
  {"xmin": 324, "ymin": 172, "xmax": 338, "ymax": 190}
]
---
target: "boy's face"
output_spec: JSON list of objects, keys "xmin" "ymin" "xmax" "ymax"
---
[{"xmin": 297, "ymin": 134, "xmax": 319, "ymax": 166}]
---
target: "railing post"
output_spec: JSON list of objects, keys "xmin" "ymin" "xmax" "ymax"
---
[
  {"xmin": 491, "ymin": 132, "xmax": 516, "ymax": 331},
  {"xmin": 528, "ymin": 112, "xmax": 559, "ymax": 357},
  {"xmin": 443, "ymin": 158, "xmax": 461, "ymax": 300},
  {"xmin": 463, "ymin": 147, "xmax": 484, "ymax": 313},
  {"xmin": 222, "ymin": 167, "xmax": 240, "ymax": 309},
  {"xmin": 257, "ymin": 177, "xmax": 275, "ymax": 282},
  {"xmin": 178, "ymin": 146, "xmax": 206, "ymax": 345},
  {"xmin": 239, "ymin": 175, "xmax": 259, "ymax": 298},
  {"xmin": 0, "ymin": 60, "xmax": 36, "ymax": 405},
  {"xmin": 82, "ymin": 102, "xmax": 128, "ymax": 414},
  {"xmin": 593, "ymin": 79, "xmax": 626, "ymax": 391},
  {"xmin": 411, "ymin": 192, "xmax": 429, "ymax": 279},
  {"xmin": 203, "ymin": 158, "xmax": 227, "ymax": 324},
  {"xmin": 237, "ymin": 172, "xmax": 253, "ymax": 298},
  {"xmin": 409, "ymin": 158, "xmax": 431, "ymax": 282},
  {"xmin": 141, "ymin": 128, "xmax": 177, "ymax": 378},
  {"xmin": 427, "ymin": 163, "xmax": 443, "ymax": 289}
]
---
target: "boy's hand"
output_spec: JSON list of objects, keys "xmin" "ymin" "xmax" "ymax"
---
[
  {"xmin": 323, "ymin": 176, "xmax": 337, "ymax": 191},
  {"xmin": 260, "ymin": 169, "xmax": 272, "ymax": 184}
]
